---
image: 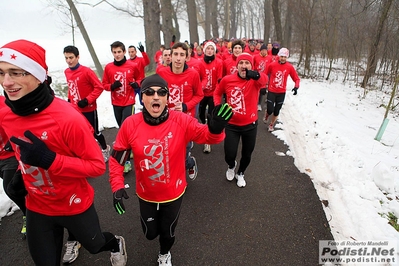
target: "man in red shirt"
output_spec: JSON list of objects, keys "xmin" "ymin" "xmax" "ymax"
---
[
  {"xmin": 253, "ymin": 44, "xmax": 271, "ymax": 111},
  {"xmin": 63, "ymin": 45, "xmax": 110, "ymax": 163},
  {"xmin": 263, "ymin": 48, "xmax": 300, "ymax": 132},
  {"xmin": 199, "ymin": 41, "xmax": 223, "ymax": 153},
  {"xmin": 223, "ymin": 39, "xmax": 245, "ymax": 76},
  {"xmin": 128, "ymin": 43, "xmax": 150, "ymax": 106},
  {"xmin": 109, "ymin": 73, "xmax": 232, "ymax": 266},
  {"xmin": 0, "ymin": 39, "xmax": 127, "ymax": 266},
  {"xmin": 157, "ymin": 42, "xmax": 204, "ymax": 180},
  {"xmin": 215, "ymin": 53, "xmax": 268, "ymax": 188},
  {"xmin": 102, "ymin": 41, "xmax": 141, "ymax": 173}
]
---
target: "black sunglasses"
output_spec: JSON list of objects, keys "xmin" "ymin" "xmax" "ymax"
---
[{"xmin": 142, "ymin": 87, "xmax": 169, "ymax": 97}]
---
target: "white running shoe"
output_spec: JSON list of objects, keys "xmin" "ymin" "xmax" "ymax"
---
[
  {"xmin": 62, "ymin": 240, "xmax": 81, "ymax": 264},
  {"xmin": 102, "ymin": 145, "xmax": 111, "ymax": 163},
  {"xmin": 236, "ymin": 173, "xmax": 246, "ymax": 187},
  {"xmin": 157, "ymin": 251, "xmax": 172, "ymax": 266},
  {"xmin": 263, "ymin": 112, "xmax": 269, "ymax": 124},
  {"xmin": 257, "ymin": 104, "xmax": 262, "ymax": 111},
  {"xmin": 203, "ymin": 144, "xmax": 211, "ymax": 153},
  {"xmin": 188, "ymin": 156, "xmax": 198, "ymax": 180},
  {"xmin": 110, "ymin": 236, "xmax": 127, "ymax": 266},
  {"xmin": 268, "ymin": 123, "xmax": 274, "ymax": 132},
  {"xmin": 226, "ymin": 161, "xmax": 237, "ymax": 181}
]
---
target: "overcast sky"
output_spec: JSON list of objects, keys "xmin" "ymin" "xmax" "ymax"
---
[{"xmin": 0, "ymin": 0, "xmax": 192, "ymax": 71}]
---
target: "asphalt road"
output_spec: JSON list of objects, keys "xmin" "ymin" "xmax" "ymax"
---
[{"xmin": 0, "ymin": 115, "xmax": 333, "ymax": 266}]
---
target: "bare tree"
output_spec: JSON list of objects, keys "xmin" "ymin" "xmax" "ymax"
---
[
  {"xmin": 160, "ymin": 0, "xmax": 175, "ymax": 45},
  {"xmin": 186, "ymin": 0, "xmax": 200, "ymax": 43},
  {"xmin": 143, "ymin": 0, "xmax": 162, "ymax": 72},
  {"xmin": 272, "ymin": 0, "xmax": 282, "ymax": 43},
  {"xmin": 66, "ymin": 0, "xmax": 103, "ymax": 78},
  {"xmin": 263, "ymin": 0, "xmax": 271, "ymax": 42},
  {"xmin": 361, "ymin": 0, "xmax": 394, "ymax": 88}
]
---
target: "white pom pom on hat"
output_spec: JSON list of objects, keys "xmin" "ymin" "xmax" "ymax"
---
[{"xmin": 0, "ymin": 39, "xmax": 48, "ymax": 82}]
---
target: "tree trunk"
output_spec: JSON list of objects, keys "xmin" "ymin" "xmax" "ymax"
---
[
  {"xmin": 229, "ymin": 0, "xmax": 237, "ymax": 38},
  {"xmin": 284, "ymin": 3, "xmax": 292, "ymax": 48},
  {"xmin": 143, "ymin": 0, "xmax": 162, "ymax": 73},
  {"xmin": 361, "ymin": 0, "xmax": 393, "ymax": 88},
  {"xmin": 263, "ymin": 0, "xmax": 271, "ymax": 42},
  {"xmin": 204, "ymin": 0, "xmax": 211, "ymax": 40},
  {"xmin": 186, "ymin": 0, "xmax": 199, "ymax": 43},
  {"xmin": 210, "ymin": 0, "xmax": 219, "ymax": 39},
  {"xmin": 66, "ymin": 0, "xmax": 103, "ymax": 78},
  {"xmin": 272, "ymin": 0, "xmax": 282, "ymax": 43},
  {"xmin": 160, "ymin": 0, "xmax": 175, "ymax": 46}
]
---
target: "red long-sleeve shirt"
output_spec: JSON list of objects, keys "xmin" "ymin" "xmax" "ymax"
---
[
  {"xmin": 130, "ymin": 51, "xmax": 150, "ymax": 80},
  {"xmin": 109, "ymin": 110, "xmax": 225, "ymax": 202},
  {"xmin": 157, "ymin": 65, "xmax": 204, "ymax": 117},
  {"xmin": 265, "ymin": 61, "xmax": 300, "ymax": 93},
  {"xmin": 215, "ymin": 73, "xmax": 268, "ymax": 126},
  {"xmin": 0, "ymin": 98, "xmax": 106, "ymax": 216},
  {"xmin": 102, "ymin": 60, "xmax": 140, "ymax": 107},
  {"xmin": 200, "ymin": 58, "xmax": 223, "ymax": 97},
  {"xmin": 64, "ymin": 65, "xmax": 104, "ymax": 112}
]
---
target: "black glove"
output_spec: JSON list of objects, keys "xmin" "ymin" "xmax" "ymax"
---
[
  {"xmin": 138, "ymin": 42, "xmax": 145, "ymax": 53},
  {"xmin": 77, "ymin": 98, "xmax": 89, "ymax": 108},
  {"xmin": 292, "ymin": 87, "xmax": 298, "ymax": 95},
  {"xmin": 172, "ymin": 35, "xmax": 176, "ymax": 42},
  {"xmin": 245, "ymin": 69, "xmax": 260, "ymax": 80},
  {"xmin": 260, "ymin": 88, "xmax": 267, "ymax": 95},
  {"xmin": 113, "ymin": 188, "xmax": 129, "ymax": 215},
  {"xmin": 10, "ymin": 130, "xmax": 56, "ymax": 170},
  {"xmin": 4, "ymin": 140, "xmax": 13, "ymax": 152},
  {"xmin": 207, "ymin": 103, "xmax": 233, "ymax": 134},
  {"xmin": 129, "ymin": 82, "xmax": 139, "ymax": 89},
  {"xmin": 111, "ymin": 80, "xmax": 122, "ymax": 91},
  {"xmin": 7, "ymin": 170, "xmax": 27, "ymax": 198}
]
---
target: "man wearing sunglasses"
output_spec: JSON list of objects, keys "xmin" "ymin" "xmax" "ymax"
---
[{"xmin": 109, "ymin": 73, "xmax": 233, "ymax": 266}]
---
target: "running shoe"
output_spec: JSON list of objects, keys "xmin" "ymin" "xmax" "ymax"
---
[
  {"xmin": 102, "ymin": 145, "xmax": 111, "ymax": 163},
  {"xmin": 188, "ymin": 157, "xmax": 198, "ymax": 180},
  {"xmin": 226, "ymin": 161, "xmax": 237, "ymax": 181},
  {"xmin": 203, "ymin": 144, "xmax": 211, "ymax": 154},
  {"xmin": 236, "ymin": 173, "xmax": 246, "ymax": 187},
  {"xmin": 62, "ymin": 241, "xmax": 81, "ymax": 264},
  {"xmin": 123, "ymin": 161, "xmax": 132, "ymax": 173},
  {"xmin": 157, "ymin": 251, "xmax": 172, "ymax": 266},
  {"xmin": 110, "ymin": 236, "xmax": 127, "ymax": 266}
]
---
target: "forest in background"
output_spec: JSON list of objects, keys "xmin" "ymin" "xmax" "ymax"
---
[{"xmin": 48, "ymin": 0, "xmax": 399, "ymax": 112}]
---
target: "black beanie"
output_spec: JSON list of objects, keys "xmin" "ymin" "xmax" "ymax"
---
[
  {"xmin": 260, "ymin": 44, "xmax": 267, "ymax": 50},
  {"xmin": 140, "ymin": 74, "xmax": 168, "ymax": 92}
]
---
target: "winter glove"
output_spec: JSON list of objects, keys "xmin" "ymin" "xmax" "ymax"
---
[
  {"xmin": 207, "ymin": 103, "xmax": 233, "ymax": 134},
  {"xmin": 111, "ymin": 80, "xmax": 122, "ymax": 91},
  {"xmin": 113, "ymin": 188, "xmax": 129, "ymax": 215},
  {"xmin": 245, "ymin": 69, "xmax": 260, "ymax": 80},
  {"xmin": 4, "ymin": 140, "xmax": 13, "ymax": 152},
  {"xmin": 10, "ymin": 130, "xmax": 56, "ymax": 170},
  {"xmin": 292, "ymin": 87, "xmax": 298, "ymax": 95},
  {"xmin": 7, "ymin": 170, "xmax": 27, "ymax": 198},
  {"xmin": 138, "ymin": 42, "xmax": 145, "ymax": 53},
  {"xmin": 77, "ymin": 98, "xmax": 89, "ymax": 108},
  {"xmin": 129, "ymin": 82, "xmax": 139, "ymax": 90},
  {"xmin": 260, "ymin": 88, "xmax": 267, "ymax": 95},
  {"xmin": 172, "ymin": 35, "xmax": 176, "ymax": 43}
]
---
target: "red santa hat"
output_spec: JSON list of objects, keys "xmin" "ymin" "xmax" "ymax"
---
[
  {"xmin": 236, "ymin": 52, "xmax": 253, "ymax": 67},
  {"xmin": 0, "ymin": 39, "xmax": 47, "ymax": 82},
  {"xmin": 203, "ymin": 41, "xmax": 216, "ymax": 54}
]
